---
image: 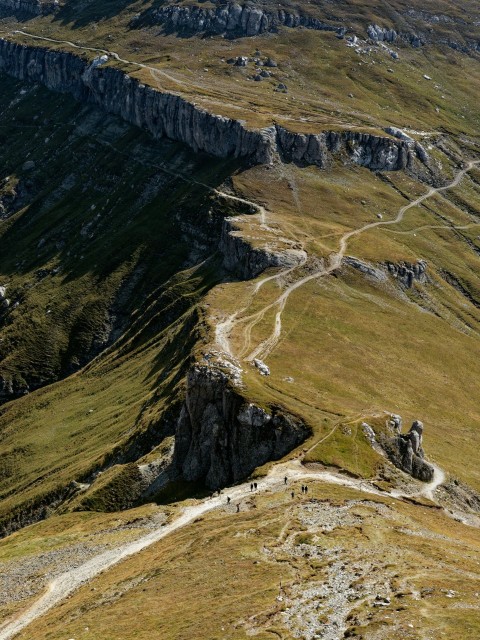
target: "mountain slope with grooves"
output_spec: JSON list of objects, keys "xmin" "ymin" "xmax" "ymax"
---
[{"xmin": 0, "ymin": 0, "xmax": 478, "ymax": 637}]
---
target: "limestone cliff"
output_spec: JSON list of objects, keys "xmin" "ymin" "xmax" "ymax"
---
[
  {"xmin": 220, "ymin": 216, "xmax": 307, "ymax": 279},
  {"xmin": 136, "ymin": 2, "xmax": 345, "ymax": 38},
  {"xmin": 275, "ymin": 126, "xmax": 419, "ymax": 171},
  {"xmin": 0, "ymin": 0, "xmax": 43, "ymax": 16},
  {"xmin": 0, "ymin": 39, "xmax": 427, "ymax": 173},
  {"xmin": 0, "ymin": 39, "xmax": 273, "ymax": 164},
  {"xmin": 368, "ymin": 22, "xmax": 480, "ymax": 55},
  {"xmin": 379, "ymin": 417, "xmax": 434, "ymax": 482},
  {"xmin": 386, "ymin": 260, "xmax": 427, "ymax": 288},
  {"xmin": 174, "ymin": 365, "xmax": 309, "ymax": 489}
]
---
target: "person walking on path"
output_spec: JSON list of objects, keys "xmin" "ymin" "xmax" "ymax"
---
[
  {"xmin": 284, "ymin": 476, "xmax": 288, "ymax": 485},
  {"xmin": 227, "ymin": 496, "xmax": 231, "ymax": 505},
  {"xmin": 291, "ymin": 491, "xmax": 295, "ymax": 499},
  {"xmin": 236, "ymin": 503, "xmax": 240, "ymax": 513},
  {"xmin": 254, "ymin": 482, "xmax": 258, "ymax": 490}
]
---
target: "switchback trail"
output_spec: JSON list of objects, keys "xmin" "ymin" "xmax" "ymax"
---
[{"xmin": 230, "ymin": 160, "xmax": 480, "ymax": 362}]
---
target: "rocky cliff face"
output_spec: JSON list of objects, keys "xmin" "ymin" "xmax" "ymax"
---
[
  {"xmin": 0, "ymin": 39, "xmax": 427, "ymax": 173},
  {"xmin": 367, "ymin": 24, "xmax": 424, "ymax": 48},
  {"xmin": 386, "ymin": 260, "xmax": 427, "ymax": 288},
  {"xmin": 220, "ymin": 217, "xmax": 307, "ymax": 279},
  {"xmin": 174, "ymin": 365, "xmax": 309, "ymax": 489},
  {"xmin": 368, "ymin": 22, "xmax": 480, "ymax": 54},
  {"xmin": 0, "ymin": 39, "xmax": 273, "ymax": 164},
  {"xmin": 136, "ymin": 2, "xmax": 345, "ymax": 38},
  {"xmin": 275, "ymin": 126, "xmax": 420, "ymax": 171}
]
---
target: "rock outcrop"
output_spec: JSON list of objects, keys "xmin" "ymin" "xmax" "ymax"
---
[
  {"xmin": 0, "ymin": 376, "xmax": 27, "ymax": 401},
  {"xmin": 174, "ymin": 365, "xmax": 309, "ymax": 489},
  {"xmin": 220, "ymin": 216, "xmax": 307, "ymax": 279},
  {"xmin": 275, "ymin": 126, "xmax": 422, "ymax": 171},
  {"xmin": 367, "ymin": 23, "xmax": 424, "ymax": 48},
  {"xmin": 368, "ymin": 21, "xmax": 480, "ymax": 55},
  {"xmin": 0, "ymin": 0, "xmax": 42, "ymax": 16},
  {"xmin": 0, "ymin": 39, "xmax": 427, "ymax": 172},
  {"xmin": 0, "ymin": 285, "xmax": 9, "ymax": 313},
  {"xmin": 380, "ymin": 418, "xmax": 434, "ymax": 482},
  {"xmin": 343, "ymin": 256, "xmax": 387, "ymax": 282},
  {"xmin": 386, "ymin": 260, "xmax": 427, "ymax": 288},
  {"xmin": 135, "ymin": 3, "xmax": 345, "ymax": 38},
  {"xmin": 384, "ymin": 127, "xmax": 429, "ymax": 164}
]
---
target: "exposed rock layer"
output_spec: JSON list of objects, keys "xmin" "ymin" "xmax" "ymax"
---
[
  {"xmin": 368, "ymin": 21, "xmax": 480, "ymax": 54},
  {"xmin": 0, "ymin": 39, "xmax": 425, "ymax": 172},
  {"xmin": 136, "ymin": 2, "xmax": 345, "ymax": 37},
  {"xmin": 0, "ymin": 39, "xmax": 273, "ymax": 163},
  {"xmin": 220, "ymin": 217, "xmax": 307, "ymax": 279},
  {"xmin": 276, "ymin": 126, "xmax": 419, "ymax": 171},
  {"xmin": 174, "ymin": 365, "xmax": 309, "ymax": 489},
  {"xmin": 0, "ymin": 0, "xmax": 42, "ymax": 16},
  {"xmin": 386, "ymin": 260, "xmax": 427, "ymax": 288}
]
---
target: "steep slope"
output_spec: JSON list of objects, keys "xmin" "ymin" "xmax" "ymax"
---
[{"xmin": 0, "ymin": 0, "xmax": 478, "ymax": 637}]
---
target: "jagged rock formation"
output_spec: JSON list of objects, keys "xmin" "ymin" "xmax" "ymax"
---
[
  {"xmin": 0, "ymin": 40, "xmax": 426, "ymax": 173},
  {"xmin": 368, "ymin": 21, "xmax": 480, "ymax": 54},
  {"xmin": 0, "ymin": 376, "xmax": 27, "ymax": 401},
  {"xmin": 174, "ymin": 365, "xmax": 309, "ymax": 488},
  {"xmin": 380, "ymin": 417, "xmax": 434, "ymax": 482},
  {"xmin": 275, "ymin": 126, "xmax": 423, "ymax": 171},
  {"xmin": 384, "ymin": 127, "xmax": 429, "ymax": 164},
  {"xmin": 343, "ymin": 256, "xmax": 387, "ymax": 281},
  {"xmin": 0, "ymin": 0, "xmax": 58, "ymax": 15},
  {"xmin": 220, "ymin": 217, "xmax": 307, "ymax": 279},
  {"xmin": 134, "ymin": 2, "xmax": 345, "ymax": 38},
  {"xmin": 0, "ymin": 285, "xmax": 9, "ymax": 313},
  {"xmin": 386, "ymin": 260, "xmax": 427, "ymax": 288},
  {"xmin": 368, "ymin": 23, "xmax": 424, "ymax": 48}
]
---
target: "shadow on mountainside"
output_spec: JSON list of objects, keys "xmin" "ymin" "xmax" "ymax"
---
[{"xmin": 0, "ymin": 74, "xmax": 243, "ymax": 399}]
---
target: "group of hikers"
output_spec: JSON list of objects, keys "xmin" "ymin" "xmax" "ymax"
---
[
  {"xmin": 223, "ymin": 476, "xmax": 311, "ymax": 510},
  {"xmin": 289, "ymin": 486, "xmax": 308, "ymax": 499}
]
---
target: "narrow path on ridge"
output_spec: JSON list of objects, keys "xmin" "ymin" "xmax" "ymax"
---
[
  {"xmin": 3, "ymin": 29, "xmax": 192, "ymax": 90},
  {"xmin": 0, "ymin": 30, "xmax": 381, "ymax": 129}
]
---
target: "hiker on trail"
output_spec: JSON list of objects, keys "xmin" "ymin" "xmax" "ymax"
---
[
  {"xmin": 305, "ymin": 485, "xmax": 308, "ymax": 494},
  {"xmin": 284, "ymin": 476, "xmax": 288, "ymax": 485},
  {"xmin": 254, "ymin": 482, "xmax": 258, "ymax": 490},
  {"xmin": 236, "ymin": 503, "xmax": 240, "ymax": 513},
  {"xmin": 250, "ymin": 483, "xmax": 254, "ymax": 492},
  {"xmin": 291, "ymin": 491, "xmax": 295, "ymax": 499},
  {"xmin": 227, "ymin": 496, "xmax": 231, "ymax": 504}
]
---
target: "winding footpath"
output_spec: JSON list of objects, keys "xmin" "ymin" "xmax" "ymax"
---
[
  {"xmin": 0, "ymin": 452, "xmax": 462, "ymax": 640},
  {"xmin": 224, "ymin": 160, "xmax": 480, "ymax": 362},
  {"xmin": 0, "ymin": 455, "xmax": 444, "ymax": 640},
  {"xmin": 0, "ymin": 31, "xmax": 477, "ymax": 635}
]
